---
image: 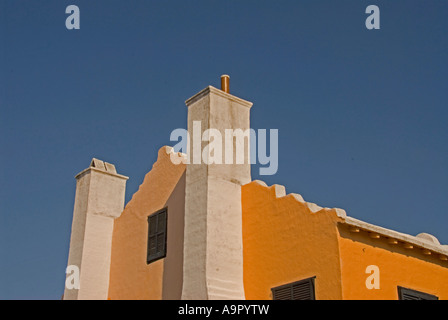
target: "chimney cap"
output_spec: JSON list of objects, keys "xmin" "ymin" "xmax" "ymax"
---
[{"xmin": 220, "ymin": 74, "xmax": 230, "ymax": 93}]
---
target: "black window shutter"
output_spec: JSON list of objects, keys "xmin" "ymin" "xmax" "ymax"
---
[
  {"xmin": 398, "ymin": 286, "xmax": 438, "ymax": 300},
  {"xmin": 147, "ymin": 208, "xmax": 167, "ymax": 264},
  {"xmin": 272, "ymin": 277, "xmax": 315, "ymax": 300}
]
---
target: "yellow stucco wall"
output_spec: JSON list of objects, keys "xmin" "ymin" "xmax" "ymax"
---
[
  {"xmin": 108, "ymin": 147, "xmax": 186, "ymax": 300},
  {"xmin": 241, "ymin": 181, "xmax": 345, "ymax": 300},
  {"xmin": 338, "ymin": 226, "xmax": 448, "ymax": 300}
]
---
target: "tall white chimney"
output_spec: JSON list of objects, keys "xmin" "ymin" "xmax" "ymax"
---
[
  {"xmin": 64, "ymin": 159, "xmax": 128, "ymax": 300},
  {"xmin": 181, "ymin": 76, "xmax": 253, "ymax": 299}
]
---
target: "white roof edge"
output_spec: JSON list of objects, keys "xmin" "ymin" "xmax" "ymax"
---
[
  {"xmin": 341, "ymin": 216, "xmax": 448, "ymax": 256},
  {"xmin": 185, "ymin": 86, "xmax": 253, "ymax": 108}
]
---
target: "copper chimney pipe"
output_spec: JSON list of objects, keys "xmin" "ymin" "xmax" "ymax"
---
[{"xmin": 221, "ymin": 75, "xmax": 230, "ymax": 93}]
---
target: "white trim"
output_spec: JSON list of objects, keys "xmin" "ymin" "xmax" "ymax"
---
[{"xmin": 342, "ymin": 216, "xmax": 448, "ymax": 256}]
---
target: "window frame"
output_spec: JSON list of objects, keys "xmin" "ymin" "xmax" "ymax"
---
[
  {"xmin": 146, "ymin": 207, "xmax": 168, "ymax": 264},
  {"xmin": 271, "ymin": 276, "xmax": 316, "ymax": 300},
  {"xmin": 398, "ymin": 286, "xmax": 438, "ymax": 300}
]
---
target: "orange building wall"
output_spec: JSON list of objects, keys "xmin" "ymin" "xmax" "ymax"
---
[
  {"xmin": 105, "ymin": 150, "xmax": 448, "ymax": 300},
  {"xmin": 338, "ymin": 226, "xmax": 448, "ymax": 300},
  {"xmin": 241, "ymin": 181, "xmax": 345, "ymax": 300},
  {"xmin": 108, "ymin": 147, "xmax": 186, "ymax": 300}
]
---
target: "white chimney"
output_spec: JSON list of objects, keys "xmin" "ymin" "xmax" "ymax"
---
[
  {"xmin": 64, "ymin": 159, "xmax": 128, "ymax": 300},
  {"xmin": 181, "ymin": 77, "xmax": 253, "ymax": 299}
]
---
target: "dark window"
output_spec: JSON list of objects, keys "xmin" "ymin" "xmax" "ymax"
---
[
  {"xmin": 398, "ymin": 286, "xmax": 438, "ymax": 300},
  {"xmin": 272, "ymin": 277, "xmax": 316, "ymax": 300},
  {"xmin": 147, "ymin": 208, "xmax": 167, "ymax": 264}
]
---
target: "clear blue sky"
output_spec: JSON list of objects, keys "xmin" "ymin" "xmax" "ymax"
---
[{"xmin": 1, "ymin": 1, "xmax": 447, "ymax": 299}]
